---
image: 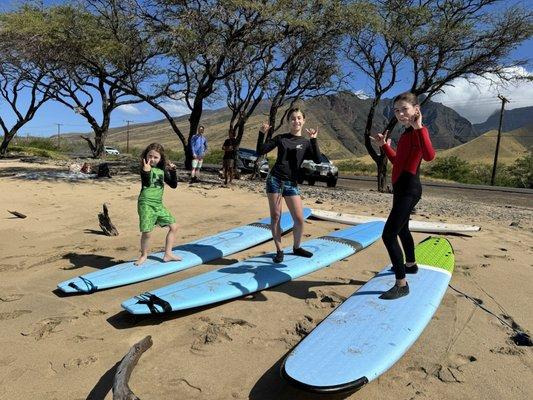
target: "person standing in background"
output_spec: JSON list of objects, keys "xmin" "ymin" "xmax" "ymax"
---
[
  {"xmin": 190, "ymin": 125, "xmax": 208, "ymax": 183},
  {"xmin": 222, "ymin": 129, "xmax": 238, "ymax": 186}
]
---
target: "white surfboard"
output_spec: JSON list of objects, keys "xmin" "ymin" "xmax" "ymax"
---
[{"xmin": 311, "ymin": 209, "xmax": 480, "ymax": 234}]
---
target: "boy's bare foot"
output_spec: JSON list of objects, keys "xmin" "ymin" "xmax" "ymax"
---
[
  {"xmin": 134, "ymin": 254, "xmax": 148, "ymax": 266},
  {"xmin": 163, "ymin": 253, "xmax": 182, "ymax": 262}
]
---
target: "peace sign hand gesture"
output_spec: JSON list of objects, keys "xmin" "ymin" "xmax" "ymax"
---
[
  {"xmin": 306, "ymin": 127, "xmax": 319, "ymax": 139},
  {"xmin": 142, "ymin": 158, "xmax": 151, "ymax": 172}
]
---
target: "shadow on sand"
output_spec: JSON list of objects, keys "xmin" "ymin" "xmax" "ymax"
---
[{"xmin": 249, "ymin": 350, "xmax": 360, "ymax": 400}]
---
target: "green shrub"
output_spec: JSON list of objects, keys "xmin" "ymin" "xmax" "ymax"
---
[
  {"xmin": 203, "ymin": 149, "xmax": 225, "ymax": 164},
  {"xmin": 9, "ymin": 145, "xmax": 67, "ymax": 159},
  {"xmin": 506, "ymin": 153, "xmax": 533, "ymax": 188},
  {"xmin": 426, "ymin": 155, "xmax": 532, "ymax": 188},
  {"xmin": 335, "ymin": 159, "xmax": 376, "ymax": 175},
  {"xmin": 426, "ymin": 156, "xmax": 470, "ymax": 181}
]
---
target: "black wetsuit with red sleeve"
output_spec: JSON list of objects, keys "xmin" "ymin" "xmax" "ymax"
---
[{"xmin": 381, "ymin": 126, "xmax": 435, "ymax": 280}]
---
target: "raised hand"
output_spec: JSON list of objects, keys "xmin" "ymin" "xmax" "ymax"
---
[
  {"xmin": 259, "ymin": 122, "xmax": 271, "ymax": 134},
  {"xmin": 168, "ymin": 162, "xmax": 176, "ymax": 171},
  {"xmin": 410, "ymin": 109, "xmax": 423, "ymax": 129},
  {"xmin": 370, "ymin": 130, "xmax": 390, "ymax": 147},
  {"xmin": 142, "ymin": 157, "xmax": 151, "ymax": 172},
  {"xmin": 305, "ymin": 127, "xmax": 319, "ymax": 139}
]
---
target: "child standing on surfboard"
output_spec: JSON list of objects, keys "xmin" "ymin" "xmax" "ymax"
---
[
  {"xmin": 372, "ymin": 92, "xmax": 435, "ymax": 299},
  {"xmin": 135, "ymin": 143, "xmax": 182, "ymax": 266},
  {"xmin": 256, "ymin": 107, "xmax": 321, "ymax": 263}
]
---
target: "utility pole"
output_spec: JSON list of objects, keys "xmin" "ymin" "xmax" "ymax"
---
[
  {"xmin": 55, "ymin": 123, "xmax": 63, "ymax": 149},
  {"xmin": 125, "ymin": 120, "xmax": 134, "ymax": 153},
  {"xmin": 490, "ymin": 95, "xmax": 509, "ymax": 186}
]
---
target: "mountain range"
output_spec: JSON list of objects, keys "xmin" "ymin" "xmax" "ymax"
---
[{"xmin": 66, "ymin": 92, "xmax": 532, "ymax": 161}]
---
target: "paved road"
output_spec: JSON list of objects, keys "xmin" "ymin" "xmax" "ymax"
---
[{"xmin": 330, "ymin": 175, "xmax": 532, "ymax": 209}]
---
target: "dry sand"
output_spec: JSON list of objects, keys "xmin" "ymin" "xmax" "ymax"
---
[{"xmin": 0, "ymin": 159, "xmax": 531, "ymax": 400}]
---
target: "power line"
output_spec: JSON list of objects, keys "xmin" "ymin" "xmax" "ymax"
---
[
  {"xmin": 125, "ymin": 120, "xmax": 134, "ymax": 153},
  {"xmin": 55, "ymin": 123, "xmax": 63, "ymax": 148}
]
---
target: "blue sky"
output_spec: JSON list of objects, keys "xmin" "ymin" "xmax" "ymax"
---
[{"xmin": 0, "ymin": 0, "xmax": 532, "ymax": 137}]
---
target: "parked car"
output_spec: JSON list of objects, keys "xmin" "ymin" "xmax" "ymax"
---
[
  {"xmin": 298, "ymin": 153, "xmax": 338, "ymax": 187},
  {"xmin": 236, "ymin": 148, "xmax": 269, "ymax": 177},
  {"xmin": 104, "ymin": 146, "xmax": 120, "ymax": 155}
]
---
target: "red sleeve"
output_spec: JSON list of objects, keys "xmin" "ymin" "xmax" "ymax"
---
[
  {"xmin": 415, "ymin": 127, "xmax": 435, "ymax": 161},
  {"xmin": 381, "ymin": 143, "xmax": 396, "ymax": 163}
]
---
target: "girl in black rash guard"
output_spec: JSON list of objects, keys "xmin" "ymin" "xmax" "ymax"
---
[{"xmin": 256, "ymin": 108, "xmax": 322, "ymax": 263}]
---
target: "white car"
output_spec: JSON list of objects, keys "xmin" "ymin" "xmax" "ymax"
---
[{"xmin": 104, "ymin": 146, "xmax": 120, "ymax": 155}]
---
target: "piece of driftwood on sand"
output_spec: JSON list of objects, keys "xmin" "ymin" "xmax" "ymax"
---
[
  {"xmin": 8, "ymin": 210, "xmax": 27, "ymax": 219},
  {"xmin": 113, "ymin": 335, "xmax": 153, "ymax": 400},
  {"xmin": 98, "ymin": 203, "xmax": 119, "ymax": 236}
]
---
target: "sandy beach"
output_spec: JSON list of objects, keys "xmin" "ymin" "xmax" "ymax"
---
[{"xmin": 0, "ymin": 158, "xmax": 531, "ymax": 400}]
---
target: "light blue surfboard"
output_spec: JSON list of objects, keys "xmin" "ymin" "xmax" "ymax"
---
[
  {"xmin": 121, "ymin": 221, "xmax": 384, "ymax": 314},
  {"xmin": 57, "ymin": 209, "xmax": 311, "ymax": 294},
  {"xmin": 281, "ymin": 237, "xmax": 455, "ymax": 393}
]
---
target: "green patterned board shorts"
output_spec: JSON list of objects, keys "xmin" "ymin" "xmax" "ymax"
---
[{"xmin": 138, "ymin": 202, "xmax": 176, "ymax": 233}]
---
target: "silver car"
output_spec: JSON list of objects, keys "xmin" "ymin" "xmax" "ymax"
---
[
  {"xmin": 298, "ymin": 154, "xmax": 338, "ymax": 187},
  {"xmin": 237, "ymin": 148, "xmax": 269, "ymax": 177}
]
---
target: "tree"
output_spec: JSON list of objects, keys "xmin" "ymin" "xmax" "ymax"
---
[
  {"xmin": 344, "ymin": 0, "xmax": 403, "ymax": 191},
  {"xmin": 7, "ymin": 3, "xmax": 158, "ymax": 157},
  {"xmin": 88, "ymin": 0, "xmax": 190, "ymax": 152},
  {"xmin": 262, "ymin": 0, "xmax": 351, "ymax": 139},
  {"xmin": 348, "ymin": 0, "xmax": 532, "ymax": 191},
  {"xmin": 141, "ymin": 0, "xmax": 274, "ymax": 168},
  {"xmin": 45, "ymin": 2, "xmax": 155, "ymax": 157},
  {"xmin": 224, "ymin": 48, "xmax": 273, "ymax": 147},
  {"xmin": 0, "ymin": 5, "xmax": 54, "ymax": 155}
]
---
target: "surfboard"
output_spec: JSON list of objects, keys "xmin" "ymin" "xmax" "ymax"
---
[
  {"xmin": 57, "ymin": 209, "xmax": 311, "ymax": 294},
  {"xmin": 311, "ymin": 209, "xmax": 480, "ymax": 233},
  {"xmin": 281, "ymin": 237, "xmax": 454, "ymax": 393},
  {"xmin": 121, "ymin": 221, "xmax": 385, "ymax": 314}
]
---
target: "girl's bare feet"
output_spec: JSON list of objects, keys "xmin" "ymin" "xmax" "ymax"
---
[
  {"xmin": 134, "ymin": 254, "xmax": 148, "ymax": 266},
  {"xmin": 163, "ymin": 253, "xmax": 182, "ymax": 262}
]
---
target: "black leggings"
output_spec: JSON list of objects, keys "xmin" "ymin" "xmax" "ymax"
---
[{"xmin": 382, "ymin": 193, "xmax": 420, "ymax": 280}]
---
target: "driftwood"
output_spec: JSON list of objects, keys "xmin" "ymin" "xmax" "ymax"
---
[
  {"xmin": 113, "ymin": 335, "xmax": 153, "ymax": 400},
  {"xmin": 8, "ymin": 210, "xmax": 27, "ymax": 219},
  {"xmin": 98, "ymin": 204, "xmax": 119, "ymax": 236}
]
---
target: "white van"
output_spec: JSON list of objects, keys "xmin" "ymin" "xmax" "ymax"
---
[{"xmin": 104, "ymin": 146, "xmax": 120, "ymax": 155}]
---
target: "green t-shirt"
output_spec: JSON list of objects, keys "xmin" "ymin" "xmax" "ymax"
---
[{"xmin": 138, "ymin": 167, "xmax": 165, "ymax": 205}]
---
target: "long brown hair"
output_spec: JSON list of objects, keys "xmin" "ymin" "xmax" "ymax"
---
[
  {"xmin": 393, "ymin": 92, "xmax": 419, "ymax": 106},
  {"xmin": 140, "ymin": 143, "xmax": 167, "ymax": 170}
]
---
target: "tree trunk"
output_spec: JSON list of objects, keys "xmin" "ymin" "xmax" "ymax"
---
[
  {"xmin": 185, "ymin": 98, "xmax": 204, "ymax": 170},
  {"xmin": 377, "ymin": 155, "xmax": 389, "ymax": 192},
  {"xmin": 267, "ymin": 105, "xmax": 279, "ymax": 140},
  {"xmin": 94, "ymin": 132, "xmax": 106, "ymax": 158},
  {"xmin": 0, "ymin": 129, "xmax": 18, "ymax": 156},
  {"xmin": 363, "ymin": 99, "xmax": 391, "ymax": 192},
  {"xmin": 81, "ymin": 136, "xmax": 97, "ymax": 157}
]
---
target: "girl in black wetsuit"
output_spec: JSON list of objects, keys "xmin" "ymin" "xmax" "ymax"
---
[
  {"xmin": 256, "ymin": 108, "xmax": 322, "ymax": 263},
  {"xmin": 372, "ymin": 92, "xmax": 435, "ymax": 299}
]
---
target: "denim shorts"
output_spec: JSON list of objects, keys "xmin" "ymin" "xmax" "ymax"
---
[{"xmin": 265, "ymin": 174, "xmax": 300, "ymax": 196}]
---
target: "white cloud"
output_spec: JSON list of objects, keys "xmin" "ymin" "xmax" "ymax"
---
[
  {"xmin": 352, "ymin": 89, "xmax": 370, "ymax": 100},
  {"xmin": 161, "ymin": 99, "xmax": 190, "ymax": 117},
  {"xmin": 117, "ymin": 104, "xmax": 143, "ymax": 115},
  {"xmin": 432, "ymin": 67, "xmax": 533, "ymax": 123}
]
